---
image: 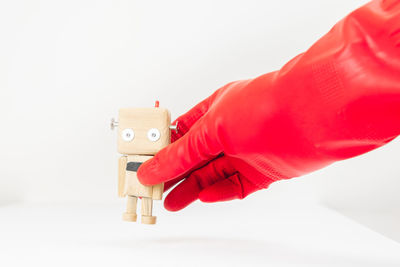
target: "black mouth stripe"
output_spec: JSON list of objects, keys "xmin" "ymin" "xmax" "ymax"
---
[{"xmin": 126, "ymin": 162, "xmax": 143, "ymax": 172}]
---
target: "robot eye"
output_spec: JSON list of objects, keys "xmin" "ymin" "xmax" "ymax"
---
[
  {"xmin": 147, "ymin": 128, "xmax": 160, "ymax": 142},
  {"xmin": 121, "ymin": 128, "xmax": 135, "ymax": 142}
]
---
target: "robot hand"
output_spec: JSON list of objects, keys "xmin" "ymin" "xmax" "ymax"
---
[{"xmin": 138, "ymin": 0, "xmax": 400, "ymax": 211}]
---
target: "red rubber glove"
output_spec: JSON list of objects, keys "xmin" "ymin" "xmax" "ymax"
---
[{"xmin": 138, "ymin": 0, "xmax": 400, "ymax": 211}]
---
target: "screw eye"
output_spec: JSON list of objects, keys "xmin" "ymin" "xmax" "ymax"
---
[
  {"xmin": 110, "ymin": 118, "xmax": 118, "ymax": 130},
  {"xmin": 147, "ymin": 128, "xmax": 160, "ymax": 142},
  {"xmin": 122, "ymin": 129, "xmax": 135, "ymax": 142}
]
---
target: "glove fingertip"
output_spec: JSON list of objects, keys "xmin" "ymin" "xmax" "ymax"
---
[
  {"xmin": 137, "ymin": 159, "xmax": 158, "ymax": 185},
  {"xmin": 164, "ymin": 192, "xmax": 195, "ymax": 212},
  {"xmin": 163, "ymin": 198, "xmax": 182, "ymax": 212}
]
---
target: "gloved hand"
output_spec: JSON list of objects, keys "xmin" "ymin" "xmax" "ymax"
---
[{"xmin": 138, "ymin": 0, "xmax": 400, "ymax": 211}]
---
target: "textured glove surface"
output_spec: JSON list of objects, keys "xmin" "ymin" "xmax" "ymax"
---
[{"xmin": 138, "ymin": 0, "xmax": 400, "ymax": 211}]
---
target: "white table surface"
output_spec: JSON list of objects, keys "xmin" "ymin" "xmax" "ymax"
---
[{"xmin": 0, "ymin": 201, "xmax": 399, "ymax": 267}]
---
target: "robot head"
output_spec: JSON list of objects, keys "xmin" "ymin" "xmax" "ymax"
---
[{"xmin": 115, "ymin": 107, "xmax": 171, "ymax": 155}]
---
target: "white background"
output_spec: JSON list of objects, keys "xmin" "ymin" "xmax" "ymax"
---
[{"xmin": 1, "ymin": 0, "xmax": 400, "ymax": 265}]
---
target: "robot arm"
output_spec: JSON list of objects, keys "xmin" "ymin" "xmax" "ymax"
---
[
  {"xmin": 152, "ymin": 183, "xmax": 164, "ymax": 200},
  {"xmin": 118, "ymin": 156, "xmax": 127, "ymax": 197}
]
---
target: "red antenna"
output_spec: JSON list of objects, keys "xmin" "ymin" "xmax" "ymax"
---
[{"xmin": 155, "ymin": 100, "xmax": 160, "ymax": 108}]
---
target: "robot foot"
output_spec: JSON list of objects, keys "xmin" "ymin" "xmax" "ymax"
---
[
  {"xmin": 141, "ymin": 215, "xmax": 156, "ymax": 225},
  {"xmin": 122, "ymin": 212, "xmax": 137, "ymax": 222}
]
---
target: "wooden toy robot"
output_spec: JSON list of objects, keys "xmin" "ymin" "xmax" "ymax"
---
[{"xmin": 111, "ymin": 101, "xmax": 176, "ymax": 224}]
